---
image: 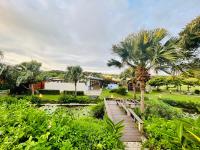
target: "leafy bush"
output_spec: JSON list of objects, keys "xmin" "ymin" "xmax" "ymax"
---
[
  {"xmin": 161, "ymin": 98, "xmax": 200, "ymax": 113},
  {"xmin": 58, "ymin": 94, "xmax": 101, "ymax": 104},
  {"xmin": 144, "ymin": 117, "xmax": 200, "ymax": 149},
  {"xmin": 39, "ymin": 89, "xmax": 60, "ymax": 95},
  {"xmin": 110, "ymin": 87, "xmax": 127, "ymax": 95},
  {"xmin": 144, "ymin": 99, "xmax": 183, "ymax": 119},
  {"xmin": 63, "ymin": 91, "xmax": 84, "ymax": 96},
  {"xmin": 0, "ymin": 96, "xmax": 124, "ymax": 149},
  {"xmin": 30, "ymin": 95, "xmax": 42, "ymax": 105},
  {"xmin": 194, "ymin": 89, "xmax": 200, "ymax": 94},
  {"xmin": 91, "ymin": 102, "xmax": 105, "ymax": 119}
]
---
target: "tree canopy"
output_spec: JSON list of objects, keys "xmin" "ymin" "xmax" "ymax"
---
[{"xmin": 179, "ymin": 16, "xmax": 200, "ymax": 57}]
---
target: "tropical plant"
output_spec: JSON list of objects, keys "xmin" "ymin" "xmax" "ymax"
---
[
  {"xmin": 16, "ymin": 61, "xmax": 42, "ymax": 95},
  {"xmin": 91, "ymin": 102, "xmax": 105, "ymax": 119},
  {"xmin": 104, "ymin": 116, "xmax": 124, "ymax": 145},
  {"xmin": 108, "ymin": 29, "xmax": 178, "ymax": 113},
  {"xmin": 65, "ymin": 66, "xmax": 83, "ymax": 97},
  {"xmin": 0, "ymin": 96, "xmax": 124, "ymax": 149},
  {"xmin": 179, "ymin": 15, "xmax": 200, "ymax": 57},
  {"xmin": 177, "ymin": 119, "xmax": 200, "ymax": 149}
]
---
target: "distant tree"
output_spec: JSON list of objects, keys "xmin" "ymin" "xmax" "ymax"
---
[
  {"xmin": 182, "ymin": 78, "xmax": 199, "ymax": 92},
  {"xmin": 108, "ymin": 29, "xmax": 178, "ymax": 113},
  {"xmin": 148, "ymin": 76, "xmax": 167, "ymax": 91},
  {"xmin": 65, "ymin": 66, "xmax": 83, "ymax": 97},
  {"xmin": 16, "ymin": 60, "xmax": 42, "ymax": 95}
]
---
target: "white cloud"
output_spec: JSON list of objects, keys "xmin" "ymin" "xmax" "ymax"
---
[{"xmin": 0, "ymin": 0, "xmax": 199, "ymax": 73}]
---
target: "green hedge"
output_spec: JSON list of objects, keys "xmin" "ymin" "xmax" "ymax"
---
[
  {"xmin": 39, "ymin": 89, "xmax": 60, "ymax": 95},
  {"xmin": 144, "ymin": 99, "xmax": 183, "ymax": 119},
  {"xmin": 58, "ymin": 95, "xmax": 101, "ymax": 104},
  {"xmin": 63, "ymin": 91, "xmax": 84, "ymax": 96},
  {"xmin": 161, "ymin": 98, "xmax": 200, "ymax": 113},
  {"xmin": 110, "ymin": 87, "xmax": 127, "ymax": 95}
]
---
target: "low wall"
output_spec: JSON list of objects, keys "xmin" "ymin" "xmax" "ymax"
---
[{"xmin": 45, "ymin": 82, "xmax": 87, "ymax": 92}]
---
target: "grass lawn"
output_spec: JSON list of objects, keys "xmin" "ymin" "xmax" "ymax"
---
[
  {"xmin": 147, "ymin": 91, "xmax": 200, "ymax": 102},
  {"xmin": 40, "ymin": 94, "xmax": 60, "ymax": 101},
  {"xmin": 100, "ymin": 89, "xmax": 136, "ymax": 99},
  {"xmin": 100, "ymin": 88, "xmax": 200, "ymax": 103}
]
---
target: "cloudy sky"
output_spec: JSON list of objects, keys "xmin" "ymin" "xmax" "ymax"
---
[{"xmin": 0, "ymin": 0, "xmax": 200, "ymax": 73}]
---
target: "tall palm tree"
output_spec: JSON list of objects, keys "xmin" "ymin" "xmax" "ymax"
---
[
  {"xmin": 108, "ymin": 29, "xmax": 178, "ymax": 113},
  {"xmin": 65, "ymin": 66, "xmax": 83, "ymax": 97}
]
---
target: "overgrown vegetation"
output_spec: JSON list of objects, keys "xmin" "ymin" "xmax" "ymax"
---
[
  {"xmin": 91, "ymin": 102, "xmax": 105, "ymax": 119},
  {"xmin": 161, "ymin": 98, "xmax": 200, "ymax": 113},
  {"xmin": 0, "ymin": 96, "xmax": 124, "ymax": 149},
  {"xmin": 110, "ymin": 87, "xmax": 127, "ymax": 95}
]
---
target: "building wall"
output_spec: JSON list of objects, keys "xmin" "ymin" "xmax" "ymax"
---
[{"xmin": 45, "ymin": 82, "xmax": 87, "ymax": 92}]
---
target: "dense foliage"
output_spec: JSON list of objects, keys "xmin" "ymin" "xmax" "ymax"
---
[
  {"xmin": 144, "ymin": 99, "xmax": 183, "ymax": 119},
  {"xmin": 141, "ymin": 98, "xmax": 200, "ymax": 149},
  {"xmin": 144, "ymin": 117, "xmax": 200, "ymax": 150},
  {"xmin": 161, "ymin": 98, "xmax": 200, "ymax": 113},
  {"xmin": 110, "ymin": 87, "xmax": 127, "ymax": 95},
  {"xmin": 0, "ymin": 96, "xmax": 124, "ymax": 149},
  {"xmin": 91, "ymin": 102, "xmax": 105, "ymax": 119}
]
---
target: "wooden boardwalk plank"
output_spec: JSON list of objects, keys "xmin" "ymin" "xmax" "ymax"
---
[{"xmin": 105, "ymin": 100, "xmax": 142, "ymax": 142}]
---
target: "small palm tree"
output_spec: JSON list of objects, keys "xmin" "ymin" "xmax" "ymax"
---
[
  {"xmin": 16, "ymin": 61, "xmax": 42, "ymax": 95},
  {"xmin": 108, "ymin": 29, "xmax": 178, "ymax": 113},
  {"xmin": 65, "ymin": 66, "xmax": 83, "ymax": 97},
  {"xmin": 120, "ymin": 67, "xmax": 137, "ymax": 99}
]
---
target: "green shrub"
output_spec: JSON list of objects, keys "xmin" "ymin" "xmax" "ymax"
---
[
  {"xmin": 110, "ymin": 87, "xmax": 127, "ymax": 95},
  {"xmin": 144, "ymin": 117, "xmax": 200, "ymax": 150},
  {"xmin": 39, "ymin": 89, "xmax": 60, "ymax": 95},
  {"xmin": 30, "ymin": 95, "xmax": 41, "ymax": 105},
  {"xmin": 194, "ymin": 89, "xmax": 200, "ymax": 94},
  {"xmin": 91, "ymin": 102, "xmax": 105, "ymax": 119},
  {"xmin": 0, "ymin": 96, "xmax": 124, "ymax": 149},
  {"xmin": 63, "ymin": 91, "xmax": 84, "ymax": 96},
  {"xmin": 58, "ymin": 95, "xmax": 101, "ymax": 104},
  {"xmin": 161, "ymin": 98, "xmax": 200, "ymax": 113},
  {"xmin": 144, "ymin": 99, "xmax": 183, "ymax": 119}
]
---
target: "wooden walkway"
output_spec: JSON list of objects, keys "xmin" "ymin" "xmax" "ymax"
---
[{"xmin": 105, "ymin": 100, "xmax": 142, "ymax": 142}]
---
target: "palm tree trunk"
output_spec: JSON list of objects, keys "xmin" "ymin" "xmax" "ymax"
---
[
  {"xmin": 31, "ymin": 84, "xmax": 34, "ymax": 95},
  {"xmin": 132, "ymin": 81, "xmax": 136, "ymax": 99},
  {"xmin": 74, "ymin": 82, "xmax": 77, "ymax": 97},
  {"xmin": 140, "ymin": 80, "xmax": 145, "ymax": 113},
  {"xmin": 187, "ymin": 85, "xmax": 190, "ymax": 92}
]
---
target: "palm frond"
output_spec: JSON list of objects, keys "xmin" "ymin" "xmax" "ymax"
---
[{"xmin": 107, "ymin": 59, "xmax": 123, "ymax": 68}]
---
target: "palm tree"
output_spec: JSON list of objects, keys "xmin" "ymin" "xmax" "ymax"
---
[
  {"xmin": 120, "ymin": 67, "xmax": 137, "ymax": 99},
  {"xmin": 65, "ymin": 66, "xmax": 83, "ymax": 97},
  {"xmin": 108, "ymin": 29, "xmax": 178, "ymax": 113},
  {"xmin": 16, "ymin": 61, "xmax": 42, "ymax": 95}
]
